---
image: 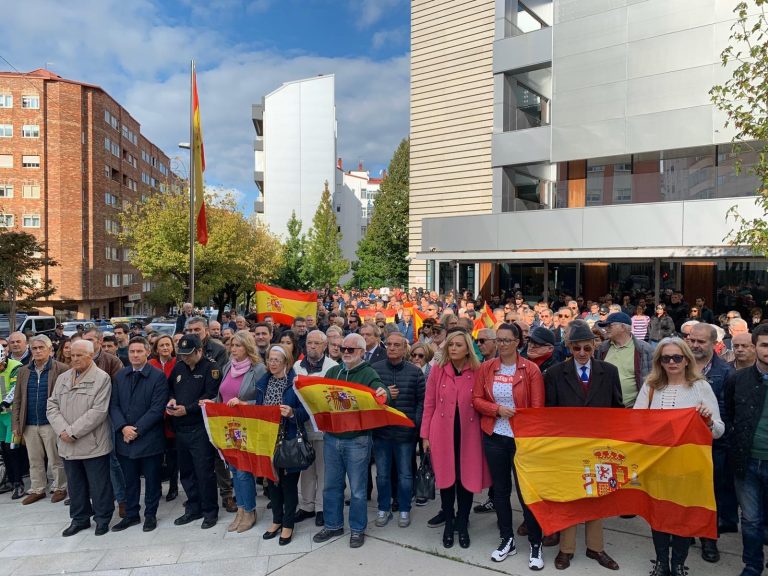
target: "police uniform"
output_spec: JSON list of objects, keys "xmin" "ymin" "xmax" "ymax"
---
[{"xmin": 168, "ymin": 338, "xmax": 221, "ymax": 523}]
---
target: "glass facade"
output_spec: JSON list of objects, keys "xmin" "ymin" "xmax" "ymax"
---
[{"xmin": 504, "ymin": 75, "xmax": 550, "ymax": 132}]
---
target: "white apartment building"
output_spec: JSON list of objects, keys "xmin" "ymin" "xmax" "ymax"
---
[{"xmin": 334, "ymin": 160, "xmax": 383, "ymax": 265}]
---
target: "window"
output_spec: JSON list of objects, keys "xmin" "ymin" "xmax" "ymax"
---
[
  {"xmin": 501, "ymin": 165, "xmax": 553, "ymax": 211},
  {"xmin": 122, "ymin": 273, "xmax": 134, "ymax": 286},
  {"xmin": 0, "ymin": 185, "xmax": 12, "ymax": 198},
  {"xmin": 21, "ymin": 95, "xmax": 39, "ymax": 109},
  {"xmin": 0, "ymin": 155, "xmax": 12, "ymax": 168},
  {"xmin": 336, "ymin": 206, "xmax": 341, "ymax": 212},
  {"xmin": 105, "ymin": 218, "xmax": 120, "ymax": 234},
  {"xmin": 22, "ymin": 125, "xmax": 40, "ymax": 138},
  {"xmin": 105, "ymin": 246, "xmax": 118, "ymax": 260},
  {"xmin": 504, "ymin": 76, "xmax": 549, "ymax": 131},
  {"xmin": 105, "ymin": 137, "xmax": 111, "ymax": 151},
  {"xmin": 104, "ymin": 110, "xmax": 119, "ymax": 130},
  {"xmin": 22, "ymin": 155, "xmax": 40, "ymax": 168},
  {"xmin": 0, "ymin": 214, "xmax": 13, "ymax": 227},
  {"xmin": 104, "ymin": 164, "xmax": 111, "ymax": 179},
  {"xmin": 105, "ymin": 273, "xmax": 120, "ymax": 287},
  {"xmin": 0, "ymin": 124, "xmax": 12, "ymax": 138},
  {"xmin": 159, "ymin": 163, "xmax": 168, "ymax": 176},
  {"xmin": 22, "ymin": 185, "xmax": 40, "ymax": 199},
  {"xmin": 141, "ymin": 172, "xmax": 150, "ymax": 185},
  {"xmin": 104, "ymin": 192, "xmax": 118, "ymax": 207},
  {"xmin": 0, "ymin": 94, "xmax": 11, "ymax": 108},
  {"xmin": 22, "ymin": 214, "xmax": 40, "ymax": 228},
  {"xmin": 111, "ymin": 142, "xmax": 120, "ymax": 157}
]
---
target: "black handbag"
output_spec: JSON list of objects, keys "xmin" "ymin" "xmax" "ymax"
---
[
  {"xmin": 415, "ymin": 449, "xmax": 436, "ymax": 501},
  {"xmin": 273, "ymin": 417, "xmax": 315, "ymax": 470}
]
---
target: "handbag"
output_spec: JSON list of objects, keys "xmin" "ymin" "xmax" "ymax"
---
[
  {"xmin": 273, "ymin": 417, "xmax": 315, "ymax": 470},
  {"xmin": 415, "ymin": 449, "xmax": 436, "ymax": 501}
]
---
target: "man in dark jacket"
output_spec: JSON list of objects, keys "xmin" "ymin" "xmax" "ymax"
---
[
  {"xmin": 174, "ymin": 302, "xmax": 194, "ymax": 335},
  {"xmin": 109, "ymin": 337, "xmax": 168, "ymax": 532},
  {"xmin": 724, "ymin": 324, "xmax": 768, "ymax": 576},
  {"xmin": 371, "ymin": 332, "xmax": 425, "ymax": 528}
]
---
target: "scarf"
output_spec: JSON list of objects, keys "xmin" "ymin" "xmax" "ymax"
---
[
  {"xmin": 528, "ymin": 349, "xmax": 554, "ymax": 367},
  {"xmin": 230, "ymin": 357, "xmax": 252, "ymax": 378}
]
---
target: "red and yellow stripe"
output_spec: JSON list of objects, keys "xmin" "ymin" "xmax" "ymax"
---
[
  {"xmin": 191, "ymin": 68, "xmax": 208, "ymax": 246},
  {"xmin": 255, "ymin": 283, "xmax": 318, "ymax": 326}
]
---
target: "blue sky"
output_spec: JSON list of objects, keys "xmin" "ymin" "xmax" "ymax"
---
[{"xmin": 2, "ymin": 0, "xmax": 410, "ymax": 215}]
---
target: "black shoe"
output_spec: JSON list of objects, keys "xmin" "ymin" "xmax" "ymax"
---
[
  {"xmin": 294, "ymin": 509, "xmax": 316, "ymax": 523},
  {"xmin": 111, "ymin": 517, "xmax": 141, "ymax": 532},
  {"xmin": 62, "ymin": 521, "xmax": 90, "ymax": 537},
  {"xmin": 650, "ymin": 559, "xmax": 671, "ymax": 576},
  {"xmin": 473, "ymin": 498, "xmax": 495, "ymax": 514},
  {"xmin": 174, "ymin": 512, "xmax": 203, "ymax": 526},
  {"xmin": 64, "ymin": 498, "xmax": 70, "ymax": 506},
  {"xmin": 0, "ymin": 482, "xmax": 12, "ymax": 494},
  {"xmin": 11, "ymin": 483, "xmax": 25, "ymax": 500},
  {"xmin": 349, "ymin": 531, "xmax": 365, "ymax": 548},
  {"xmin": 315, "ymin": 511, "xmax": 324, "ymax": 527},
  {"xmin": 263, "ymin": 526, "xmax": 281, "ymax": 540},
  {"xmin": 442, "ymin": 518, "xmax": 455, "ymax": 548},
  {"xmin": 279, "ymin": 530, "xmax": 293, "ymax": 546},
  {"xmin": 166, "ymin": 487, "xmax": 178, "ymax": 502},
  {"xmin": 313, "ymin": 527, "xmax": 344, "ymax": 543},
  {"xmin": 428, "ymin": 509, "xmax": 446, "ymax": 528},
  {"xmin": 671, "ymin": 564, "xmax": 688, "ymax": 576},
  {"xmin": 201, "ymin": 517, "xmax": 217, "ymax": 529},
  {"xmin": 143, "ymin": 517, "xmax": 157, "ymax": 532},
  {"xmin": 457, "ymin": 521, "xmax": 470, "ymax": 548},
  {"xmin": 415, "ymin": 497, "xmax": 428, "ymax": 507},
  {"xmin": 94, "ymin": 524, "xmax": 110, "ymax": 536},
  {"xmin": 700, "ymin": 538, "xmax": 720, "ymax": 563},
  {"xmin": 391, "ymin": 499, "xmax": 399, "ymax": 512}
]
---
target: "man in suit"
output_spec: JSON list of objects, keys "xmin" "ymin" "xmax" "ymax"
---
[
  {"xmin": 360, "ymin": 323, "xmax": 387, "ymax": 365},
  {"xmin": 544, "ymin": 320, "xmax": 623, "ymax": 571}
]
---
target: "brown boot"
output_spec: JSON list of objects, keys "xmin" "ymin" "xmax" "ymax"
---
[
  {"xmin": 237, "ymin": 510, "xmax": 257, "ymax": 533},
  {"xmin": 228, "ymin": 508, "xmax": 244, "ymax": 532},
  {"xmin": 222, "ymin": 496, "xmax": 237, "ymax": 513}
]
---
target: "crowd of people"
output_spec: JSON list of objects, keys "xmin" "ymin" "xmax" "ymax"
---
[{"xmin": 0, "ymin": 285, "xmax": 765, "ymax": 576}]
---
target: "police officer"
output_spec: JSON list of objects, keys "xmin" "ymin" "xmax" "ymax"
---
[{"xmin": 167, "ymin": 334, "xmax": 221, "ymax": 529}]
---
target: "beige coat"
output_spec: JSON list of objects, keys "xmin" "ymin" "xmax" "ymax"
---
[{"xmin": 46, "ymin": 363, "xmax": 113, "ymax": 460}]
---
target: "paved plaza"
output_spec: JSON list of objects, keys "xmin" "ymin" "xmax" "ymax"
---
[{"xmin": 0, "ymin": 483, "xmax": 745, "ymax": 576}]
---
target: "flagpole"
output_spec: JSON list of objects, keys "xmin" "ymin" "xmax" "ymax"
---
[{"xmin": 189, "ymin": 59, "xmax": 196, "ymax": 306}]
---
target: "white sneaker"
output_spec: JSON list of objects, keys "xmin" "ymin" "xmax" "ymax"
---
[
  {"xmin": 375, "ymin": 510, "xmax": 392, "ymax": 527},
  {"xmin": 491, "ymin": 537, "xmax": 516, "ymax": 562},
  {"xmin": 528, "ymin": 543, "xmax": 544, "ymax": 570},
  {"xmin": 398, "ymin": 511, "xmax": 410, "ymax": 527}
]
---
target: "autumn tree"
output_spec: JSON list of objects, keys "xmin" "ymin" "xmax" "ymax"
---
[{"xmin": 304, "ymin": 181, "xmax": 349, "ymax": 287}]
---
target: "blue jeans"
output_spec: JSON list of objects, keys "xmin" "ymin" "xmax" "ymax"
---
[
  {"xmin": 735, "ymin": 457, "xmax": 768, "ymax": 575},
  {"xmin": 323, "ymin": 434, "xmax": 372, "ymax": 533},
  {"xmin": 373, "ymin": 438, "xmax": 414, "ymax": 514},
  {"xmin": 110, "ymin": 451, "xmax": 126, "ymax": 503},
  {"xmin": 230, "ymin": 465, "xmax": 257, "ymax": 512}
]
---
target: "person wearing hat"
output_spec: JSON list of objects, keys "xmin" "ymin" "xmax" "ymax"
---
[
  {"xmin": 51, "ymin": 323, "xmax": 66, "ymax": 352},
  {"xmin": 167, "ymin": 334, "xmax": 222, "ymax": 529},
  {"xmin": 525, "ymin": 327, "xmax": 558, "ymax": 374},
  {"xmin": 544, "ymin": 320, "xmax": 623, "ymax": 571},
  {"xmin": 596, "ymin": 312, "xmax": 654, "ymax": 408}
]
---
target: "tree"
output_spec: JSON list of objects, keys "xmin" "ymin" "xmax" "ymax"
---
[
  {"xmin": 275, "ymin": 211, "xmax": 309, "ymax": 290},
  {"xmin": 352, "ymin": 138, "xmax": 410, "ymax": 287},
  {"xmin": 710, "ymin": 0, "xmax": 768, "ymax": 253},
  {"xmin": 0, "ymin": 231, "xmax": 57, "ymax": 331},
  {"xmin": 304, "ymin": 181, "xmax": 349, "ymax": 287}
]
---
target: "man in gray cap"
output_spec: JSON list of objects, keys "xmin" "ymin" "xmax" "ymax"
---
[
  {"xmin": 596, "ymin": 312, "xmax": 653, "ymax": 408},
  {"xmin": 525, "ymin": 327, "xmax": 558, "ymax": 374}
]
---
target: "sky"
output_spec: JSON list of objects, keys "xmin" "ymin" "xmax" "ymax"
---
[{"xmin": 1, "ymin": 0, "xmax": 410, "ymax": 212}]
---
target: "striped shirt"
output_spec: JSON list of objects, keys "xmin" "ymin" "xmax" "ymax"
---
[{"xmin": 631, "ymin": 315, "xmax": 651, "ymax": 340}]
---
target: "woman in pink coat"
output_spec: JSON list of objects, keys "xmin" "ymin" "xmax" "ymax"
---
[{"xmin": 421, "ymin": 328, "xmax": 490, "ymax": 550}]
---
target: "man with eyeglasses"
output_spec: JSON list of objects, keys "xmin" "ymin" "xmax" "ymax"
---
[
  {"xmin": 345, "ymin": 314, "xmax": 361, "ymax": 335},
  {"xmin": 476, "ymin": 329, "xmax": 497, "ymax": 362},
  {"xmin": 537, "ymin": 308, "xmax": 555, "ymax": 330},
  {"xmin": 545, "ymin": 320, "xmax": 623, "ymax": 571},
  {"xmin": 553, "ymin": 308, "xmax": 574, "ymax": 344}
]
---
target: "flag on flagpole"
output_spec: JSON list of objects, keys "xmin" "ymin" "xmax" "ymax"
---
[
  {"xmin": 255, "ymin": 283, "xmax": 318, "ymax": 326},
  {"xmin": 191, "ymin": 67, "xmax": 208, "ymax": 246},
  {"xmin": 294, "ymin": 375, "xmax": 414, "ymax": 434},
  {"xmin": 512, "ymin": 407, "xmax": 717, "ymax": 538},
  {"xmin": 202, "ymin": 403, "xmax": 281, "ymax": 481}
]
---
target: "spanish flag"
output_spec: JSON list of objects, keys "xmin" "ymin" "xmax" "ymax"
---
[
  {"xmin": 357, "ymin": 308, "xmax": 397, "ymax": 323},
  {"xmin": 255, "ymin": 283, "xmax": 317, "ymax": 326},
  {"xmin": 472, "ymin": 303, "xmax": 495, "ymax": 337},
  {"xmin": 191, "ymin": 64, "xmax": 208, "ymax": 246},
  {"xmin": 202, "ymin": 403, "xmax": 281, "ymax": 481},
  {"xmin": 295, "ymin": 375, "xmax": 414, "ymax": 434},
  {"xmin": 513, "ymin": 407, "xmax": 717, "ymax": 538},
  {"xmin": 402, "ymin": 302, "xmax": 426, "ymax": 338}
]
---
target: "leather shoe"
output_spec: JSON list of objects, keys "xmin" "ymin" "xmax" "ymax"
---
[
  {"xmin": 586, "ymin": 549, "xmax": 620, "ymax": 570},
  {"xmin": 263, "ymin": 525, "xmax": 281, "ymax": 540},
  {"xmin": 201, "ymin": 517, "xmax": 217, "ymax": 529},
  {"xmin": 294, "ymin": 509, "xmax": 316, "ymax": 523},
  {"xmin": 62, "ymin": 521, "xmax": 90, "ymax": 537},
  {"xmin": 94, "ymin": 524, "xmax": 110, "ymax": 536},
  {"xmin": 143, "ymin": 517, "xmax": 157, "ymax": 532},
  {"xmin": 222, "ymin": 496, "xmax": 237, "ymax": 513},
  {"xmin": 118, "ymin": 502, "xmax": 126, "ymax": 518},
  {"xmin": 51, "ymin": 489, "xmax": 67, "ymax": 504},
  {"xmin": 543, "ymin": 532, "xmax": 560, "ymax": 547},
  {"xmin": 279, "ymin": 529, "xmax": 293, "ymax": 546},
  {"xmin": 166, "ymin": 487, "xmax": 178, "ymax": 502},
  {"xmin": 517, "ymin": 521, "xmax": 528, "ymax": 536},
  {"xmin": 555, "ymin": 551, "xmax": 573, "ymax": 570},
  {"xmin": 174, "ymin": 512, "xmax": 203, "ymax": 526},
  {"xmin": 701, "ymin": 538, "xmax": 720, "ymax": 563},
  {"xmin": 111, "ymin": 517, "xmax": 141, "ymax": 532},
  {"xmin": 0, "ymin": 482, "xmax": 11, "ymax": 494},
  {"xmin": 11, "ymin": 483, "xmax": 25, "ymax": 500},
  {"xmin": 22, "ymin": 492, "xmax": 46, "ymax": 506},
  {"xmin": 349, "ymin": 531, "xmax": 365, "ymax": 548},
  {"xmin": 313, "ymin": 527, "xmax": 344, "ymax": 543},
  {"xmin": 315, "ymin": 511, "xmax": 324, "ymax": 527}
]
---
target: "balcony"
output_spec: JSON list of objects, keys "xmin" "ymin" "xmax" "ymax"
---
[
  {"xmin": 252, "ymin": 104, "xmax": 264, "ymax": 136},
  {"xmin": 254, "ymin": 170, "xmax": 264, "ymax": 193},
  {"xmin": 254, "ymin": 199, "xmax": 264, "ymax": 214}
]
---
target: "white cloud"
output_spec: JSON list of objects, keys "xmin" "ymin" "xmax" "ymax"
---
[{"xmin": 355, "ymin": 0, "xmax": 403, "ymax": 29}]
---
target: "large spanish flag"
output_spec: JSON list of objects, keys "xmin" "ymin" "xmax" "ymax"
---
[
  {"xmin": 402, "ymin": 302, "xmax": 426, "ymax": 338},
  {"xmin": 202, "ymin": 403, "xmax": 281, "ymax": 481},
  {"xmin": 357, "ymin": 308, "xmax": 397, "ymax": 323},
  {"xmin": 255, "ymin": 283, "xmax": 317, "ymax": 326},
  {"xmin": 191, "ymin": 64, "xmax": 208, "ymax": 246},
  {"xmin": 295, "ymin": 375, "xmax": 414, "ymax": 434},
  {"xmin": 513, "ymin": 407, "xmax": 716, "ymax": 539}
]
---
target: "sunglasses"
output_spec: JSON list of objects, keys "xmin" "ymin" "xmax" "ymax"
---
[
  {"xmin": 340, "ymin": 346, "xmax": 361, "ymax": 353},
  {"xmin": 432, "ymin": 327, "xmax": 444, "ymax": 333},
  {"xmin": 570, "ymin": 345, "xmax": 594, "ymax": 353},
  {"xmin": 557, "ymin": 314, "xmax": 570, "ymax": 318},
  {"xmin": 476, "ymin": 338, "xmax": 496, "ymax": 345},
  {"xmin": 410, "ymin": 353, "xmax": 425, "ymax": 359},
  {"xmin": 660, "ymin": 354, "xmax": 685, "ymax": 364}
]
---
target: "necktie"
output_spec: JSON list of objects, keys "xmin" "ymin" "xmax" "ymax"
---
[
  {"xmin": 365, "ymin": 352, "xmax": 371, "ymax": 362},
  {"xmin": 580, "ymin": 366, "xmax": 589, "ymax": 382}
]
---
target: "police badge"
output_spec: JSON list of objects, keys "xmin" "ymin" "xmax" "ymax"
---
[{"xmin": 211, "ymin": 369, "xmax": 220, "ymax": 379}]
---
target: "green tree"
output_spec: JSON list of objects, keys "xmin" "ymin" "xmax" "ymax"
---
[
  {"xmin": 275, "ymin": 211, "xmax": 309, "ymax": 290},
  {"xmin": 710, "ymin": 0, "xmax": 768, "ymax": 252},
  {"xmin": 352, "ymin": 138, "xmax": 410, "ymax": 287},
  {"xmin": 304, "ymin": 181, "xmax": 349, "ymax": 287},
  {"xmin": 0, "ymin": 231, "xmax": 57, "ymax": 330}
]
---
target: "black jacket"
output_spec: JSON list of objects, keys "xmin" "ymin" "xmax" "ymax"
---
[
  {"xmin": 724, "ymin": 366, "xmax": 768, "ymax": 479},
  {"xmin": 365, "ymin": 345, "xmax": 387, "ymax": 365},
  {"xmin": 371, "ymin": 359, "xmax": 425, "ymax": 442},
  {"xmin": 544, "ymin": 358, "xmax": 624, "ymax": 408},
  {"xmin": 704, "ymin": 354, "xmax": 734, "ymax": 445}
]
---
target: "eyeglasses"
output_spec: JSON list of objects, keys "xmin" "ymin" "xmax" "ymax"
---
[
  {"xmin": 476, "ymin": 338, "xmax": 496, "ymax": 345},
  {"xmin": 340, "ymin": 346, "xmax": 361, "ymax": 353},
  {"xmin": 570, "ymin": 345, "xmax": 594, "ymax": 353},
  {"xmin": 497, "ymin": 338, "xmax": 515, "ymax": 345},
  {"xmin": 690, "ymin": 309, "xmax": 699, "ymax": 313},
  {"xmin": 557, "ymin": 314, "xmax": 570, "ymax": 318},
  {"xmin": 432, "ymin": 326, "xmax": 444, "ymax": 333},
  {"xmin": 660, "ymin": 354, "xmax": 685, "ymax": 364},
  {"xmin": 410, "ymin": 353, "xmax": 425, "ymax": 359},
  {"xmin": 384, "ymin": 342, "xmax": 404, "ymax": 348}
]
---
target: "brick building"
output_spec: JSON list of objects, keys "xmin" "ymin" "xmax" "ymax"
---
[{"xmin": 0, "ymin": 69, "xmax": 172, "ymax": 319}]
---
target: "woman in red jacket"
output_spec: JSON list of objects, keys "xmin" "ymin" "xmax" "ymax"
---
[
  {"xmin": 149, "ymin": 335, "xmax": 178, "ymax": 501},
  {"xmin": 473, "ymin": 323, "xmax": 546, "ymax": 570}
]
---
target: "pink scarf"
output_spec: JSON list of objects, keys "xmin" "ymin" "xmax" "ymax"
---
[{"xmin": 230, "ymin": 357, "xmax": 252, "ymax": 378}]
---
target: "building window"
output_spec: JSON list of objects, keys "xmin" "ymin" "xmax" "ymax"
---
[
  {"xmin": 0, "ymin": 155, "xmax": 12, "ymax": 168},
  {"xmin": 0, "ymin": 214, "xmax": 14, "ymax": 227},
  {"xmin": 0, "ymin": 94, "xmax": 11, "ymax": 108},
  {"xmin": 0, "ymin": 124, "xmax": 13, "ymax": 138},
  {"xmin": 22, "ymin": 125, "xmax": 40, "ymax": 138},
  {"xmin": 22, "ymin": 185, "xmax": 40, "ymax": 199},
  {"xmin": 501, "ymin": 165, "xmax": 553, "ymax": 211},
  {"xmin": 22, "ymin": 155, "xmax": 40, "ymax": 168},
  {"xmin": 122, "ymin": 273, "xmax": 134, "ymax": 286},
  {"xmin": 22, "ymin": 214, "xmax": 41, "ymax": 228},
  {"xmin": 104, "ymin": 192, "xmax": 118, "ymax": 207},
  {"xmin": 504, "ymin": 76, "xmax": 550, "ymax": 131},
  {"xmin": 123, "ymin": 248, "xmax": 131, "ymax": 261},
  {"xmin": 104, "ymin": 164, "xmax": 111, "ymax": 179},
  {"xmin": 104, "ymin": 110, "xmax": 119, "ymax": 130},
  {"xmin": 0, "ymin": 185, "xmax": 12, "ymax": 198},
  {"xmin": 105, "ymin": 218, "xmax": 120, "ymax": 234},
  {"xmin": 105, "ymin": 273, "xmax": 121, "ymax": 287},
  {"xmin": 21, "ymin": 95, "xmax": 40, "ymax": 109}
]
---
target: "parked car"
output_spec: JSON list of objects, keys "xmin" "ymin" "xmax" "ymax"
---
[
  {"xmin": 0, "ymin": 315, "xmax": 57, "ymax": 338},
  {"xmin": 146, "ymin": 322, "xmax": 175, "ymax": 336}
]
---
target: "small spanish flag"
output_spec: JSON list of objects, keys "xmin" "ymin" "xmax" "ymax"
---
[
  {"xmin": 295, "ymin": 375, "xmax": 414, "ymax": 434},
  {"xmin": 255, "ymin": 283, "xmax": 318, "ymax": 326},
  {"xmin": 513, "ymin": 407, "xmax": 717, "ymax": 538},
  {"xmin": 472, "ymin": 303, "xmax": 495, "ymax": 337},
  {"xmin": 202, "ymin": 403, "xmax": 281, "ymax": 481}
]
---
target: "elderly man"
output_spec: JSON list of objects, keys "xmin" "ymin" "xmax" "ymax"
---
[
  {"xmin": 12, "ymin": 335, "xmax": 69, "ymax": 505},
  {"xmin": 0, "ymin": 345, "xmax": 23, "ymax": 498},
  {"xmin": 313, "ymin": 333, "xmax": 390, "ymax": 549},
  {"xmin": 688, "ymin": 323, "xmax": 736, "ymax": 560},
  {"xmin": 398, "ymin": 309, "xmax": 416, "ymax": 344},
  {"xmin": 109, "ymin": 337, "xmax": 168, "ymax": 532},
  {"xmin": 731, "ymin": 332, "xmax": 756, "ymax": 369},
  {"xmin": 293, "ymin": 330, "xmax": 339, "ymax": 527},
  {"xmin": 174, "ymin": 302, "xmax": 194, "ymax": 335},
  {"xmin": 596, "ymin": 312, "xmax": 653, "ymax": 408},
  {"xmin": 723, "ymin": 318, "xmax": 750, "ymax": 363},
  {"xmin": 47, "ymin": 340, "xmax": 114, "ymax": 537},
  {"xmin": 360, "ymin": 323, "xmax": 386, "ymax": 365},
  {"xmin": 326, "ymin": 326, "xmax": 344, "ymax": 362},
  {"xmin": 545, "ymin": 320, "xmax": 623, "ymax": 570},
  {"xmin": 8, "ymin": 332, "xmax": 31, "ymax": 366},
  {"xmin": 525, "ymin": 327, "xmax": 558, "ymax": 374},
  {"xmin": 477, "ymin": 328, "xmax": 497, "ymax": 361}
]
